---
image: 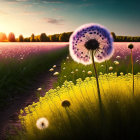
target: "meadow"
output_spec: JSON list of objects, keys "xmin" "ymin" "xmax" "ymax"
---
[
  {"xmin": 0, "ymin": 43, "xmax": 68, "ymax": 109},
  {"xmin": 7, "ymin": 42, "xmax": 140, "ymax": 140}
]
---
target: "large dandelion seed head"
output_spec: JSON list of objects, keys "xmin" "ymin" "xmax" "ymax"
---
[
  {"xmin": 36, "ymin": 117, "xmax": 49, "ymax": 130},
  {"xmin": 69, "ymin": 23, "xmax": 114, "ymax": 65}
]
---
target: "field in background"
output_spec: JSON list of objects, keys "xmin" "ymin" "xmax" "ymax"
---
[
  {"xmin": 55, "ymin": 42, "xmax": 140, "ymax": 87},
  {"xmin": 0, "ymin": 43, "xmax": 68, "ymax": 109}
]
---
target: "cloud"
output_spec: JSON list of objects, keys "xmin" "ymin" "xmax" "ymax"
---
[
  {"xmin": 38, "ymin": 0, "xmax": 64, "ymax": 3},
  {"xmin": 43, "ymin": 18, "xmax": 64, "ymax": 25}
]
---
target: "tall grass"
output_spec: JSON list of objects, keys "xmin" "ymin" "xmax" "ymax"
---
[
  {"xmin": 54, "ymin": 55, "xmax": 140, "ymax": 88},
  {"xmin": 0, "ymin": 47, "xmax": 68, "ymax": 109},
  {"xmin": 9, "ymin": 73, "xmax": 140, "ymax": 140}
]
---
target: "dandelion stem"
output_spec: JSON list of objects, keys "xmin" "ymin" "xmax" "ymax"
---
[
  {"xmin": 91, "ymin": 50, "xmax": 101, "ymax": 104},
  {"xmin": 131, "ymin": 49, "xmax": 134, "ymax": 95},
  {"xmin": 105, "ymin": 60, "xmax": 108, "ymax": 74}
]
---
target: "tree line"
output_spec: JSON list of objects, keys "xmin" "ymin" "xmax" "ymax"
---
[
  {"xmin": 0, "ymin": 32, "xmax": 72, "ymax": 42},
  {"xmin": 0, "ymin": 32, "xmax": 140, "ymax": 42}
]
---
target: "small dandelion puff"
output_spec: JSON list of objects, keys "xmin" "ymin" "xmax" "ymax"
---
[
  {"xmin": 36, "ymin": 117, "xmax": 49, "ymax": 130},
  {"xmin": 109, "ymin": 66, "xmax": 113, "ymax": 71},
  {"xmin": 61, "ymin": 100, "xmax": 71, "ymax": 108},
  {"xmin": 75, "ymin": 69, "xmax": 78, "ymax": 72},
  {"xmin": 71, "ymin": 71, "xmax": 74, "ymax": 74},
  {"xmin": 88, "ymin": 71, "xmax": 92, "ymax": 75},
  {"xmin": 114, "ymin": 61, "xmax": 119, "ymax": 65},
  {"xmin": 37, "ymin": 88, "xmax": 42, "ymax": 91},
  {"xmin": 82, "ymin": 70, "xmax": 85, "ymax": 73},
  {"xmin": 53, "ymin": 72, "xmax": 59, "ymax": 76},
  {"xmin": 66, "ymin": 56, "xmax": 69, "ymax": 59},
  {"xmin": 53, "ymin": 65, "xmax": 56, "ymax": 68},
  {"xmin": 101, "ymin": 65, "xmax": 104, "ymax": 67},
  {"xmin": 116, "ymin": 56, "xmax": 121, "ymax": 59},
  {"xmin": 49, "ymin": 68, "xmax": 54, "ymax": 72},
  {"xmin": 63, "ymin": 67, "xmax": 66, "ymax": 70}
]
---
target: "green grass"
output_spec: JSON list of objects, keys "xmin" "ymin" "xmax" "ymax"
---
[
  {"xmin": 54, "ymin": 55, "xmax": 140, "ymax": 87},
  {"xmin": 8, "ymin": 73, "xmax": 140, "ymax": 140},
  {"xmin": 0, "ymin": 47, "xmax": 68, "ymax": 109}
]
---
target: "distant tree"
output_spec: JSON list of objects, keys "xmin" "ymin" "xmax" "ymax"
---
[
  {"xmin": 39, "ymin": 33, "xmax": 50, "ymax": 42},
  {"xmin": 0, "ymin": 32, "xmax": 7, "ymax": 42},
  {"xmin": 35, "ymin": 35, "xmax": 40, "ymax": 42},
  {"xmin": 19, "ymin": 34, "xmax": 24, "ymax": 42},
  {"xmin": 8, "ymin": 32, "xmax": 16, "ymax": 42},
  {"xmin": 59, "ymin": 32, "xmax": 73, "ymax": 42},
  {"xmin": 49, "ymin": 34, "xmax": 59, "ymax": 42},
  {"xmin": 30, "ymin": 33, "xmax": 35, "ymax": 42},
  {"xmin": 111, "ymin": 32, "xmax": 116, "ymax": 41},
  {"xmin": 24, "ymin": 37, "xmax": 30, "ymax": 42}
]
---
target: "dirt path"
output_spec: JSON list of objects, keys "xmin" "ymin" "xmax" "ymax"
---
[{"xmin": 0, "ymin": 61, "xmax": 61, "ymax": 140}]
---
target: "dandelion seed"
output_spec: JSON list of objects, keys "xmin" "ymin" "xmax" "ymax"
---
[
  {"xmin": 101, "ymin": 65, "xmax": 104, "ymax": 67},
  {"xmin": 61, "ymin": 100, "xmax": 71, "ymax": 108},
  {"xmin": 71, "ymin": 71, "xmax": 74, "ymax": 74},
  {"xmin": 109, "ymin": 66, "xmax": 113, "ymax": 71},
  {"xmin": 53, "ymin": 65, "xmax": 56, "ymax": 68},
  {"xmin": 88, "ymin": 71, "xmax": 92, "ymax": 75},
  {"xmin": 75, "ymin": 69, "xmax": 78, "ymax": 72},
  {"xmin": 49, "ymin": 68, "xmax": 54, "ymax": 72},
  {"xmin": 114, "ymin": 61, "xmax": 119, "ymax": 65},
  {"xmin": 36, "ymin": 117, "xmax": 49, "ymax": 130},
  {"xmin": 37, "ymin": 88, "xmax": 42, "ymax": 91},
  {"xmin": 116, "ymin": 56, "xmax": 121, "ymax": 59},
  {"xmin": 53, "ymin": 72, "xmax": 59, "ymax": 76}
]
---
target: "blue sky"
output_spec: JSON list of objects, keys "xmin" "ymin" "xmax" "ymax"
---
[{"xmin": 0, "ymin": 0, "xmax": 139, "ymax": 37}]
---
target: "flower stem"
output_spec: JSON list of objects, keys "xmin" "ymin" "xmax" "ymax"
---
[
  {"xmin": 91, "ymin": 50, "xmax": 101, "ymax": 104},
  {"xmin": 105, "ymin": 60, "xmax": 108, "ymax": 74},
  {"xmin": 131, "ymin": 49, "xmax": 134, "ymax": 96}
]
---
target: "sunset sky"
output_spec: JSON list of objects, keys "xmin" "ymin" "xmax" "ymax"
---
[{"xmin": 0, "ymin": 0, "xmax": 139, "ymax": 37}]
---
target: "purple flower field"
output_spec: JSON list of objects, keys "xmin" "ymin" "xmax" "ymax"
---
[
  {"xmin": 112, "ymin": 42, "xmax": 140, "ymax": 63},
  {"xmin": 0, "ymin": 42, "xmax": 68, "ymax": 60}
]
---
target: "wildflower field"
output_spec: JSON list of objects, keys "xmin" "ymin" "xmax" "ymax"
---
[
  {"xmin": 7, "ymin": 42, "xmax": 140, "ymax": 140},
  {"xmin": 3, "ymin": 24, "xmax": 140, "ymax": 140},
  {"xmin": 0, "ymin": 43, "xmax": 68, "ymax": 109}
]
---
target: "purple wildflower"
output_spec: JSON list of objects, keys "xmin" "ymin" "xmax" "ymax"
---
[{"xmin": 69, "ymin": 23, "xmax": 114, "ymax": 65}]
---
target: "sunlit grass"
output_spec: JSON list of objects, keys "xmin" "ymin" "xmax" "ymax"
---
[
  {"xmin": 54, "ymin": 55, "xmax": 140, "ymax": 88},
  {"xmin": 12, "ymin": 73, "xmax": 140, "ymax": 140}
]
